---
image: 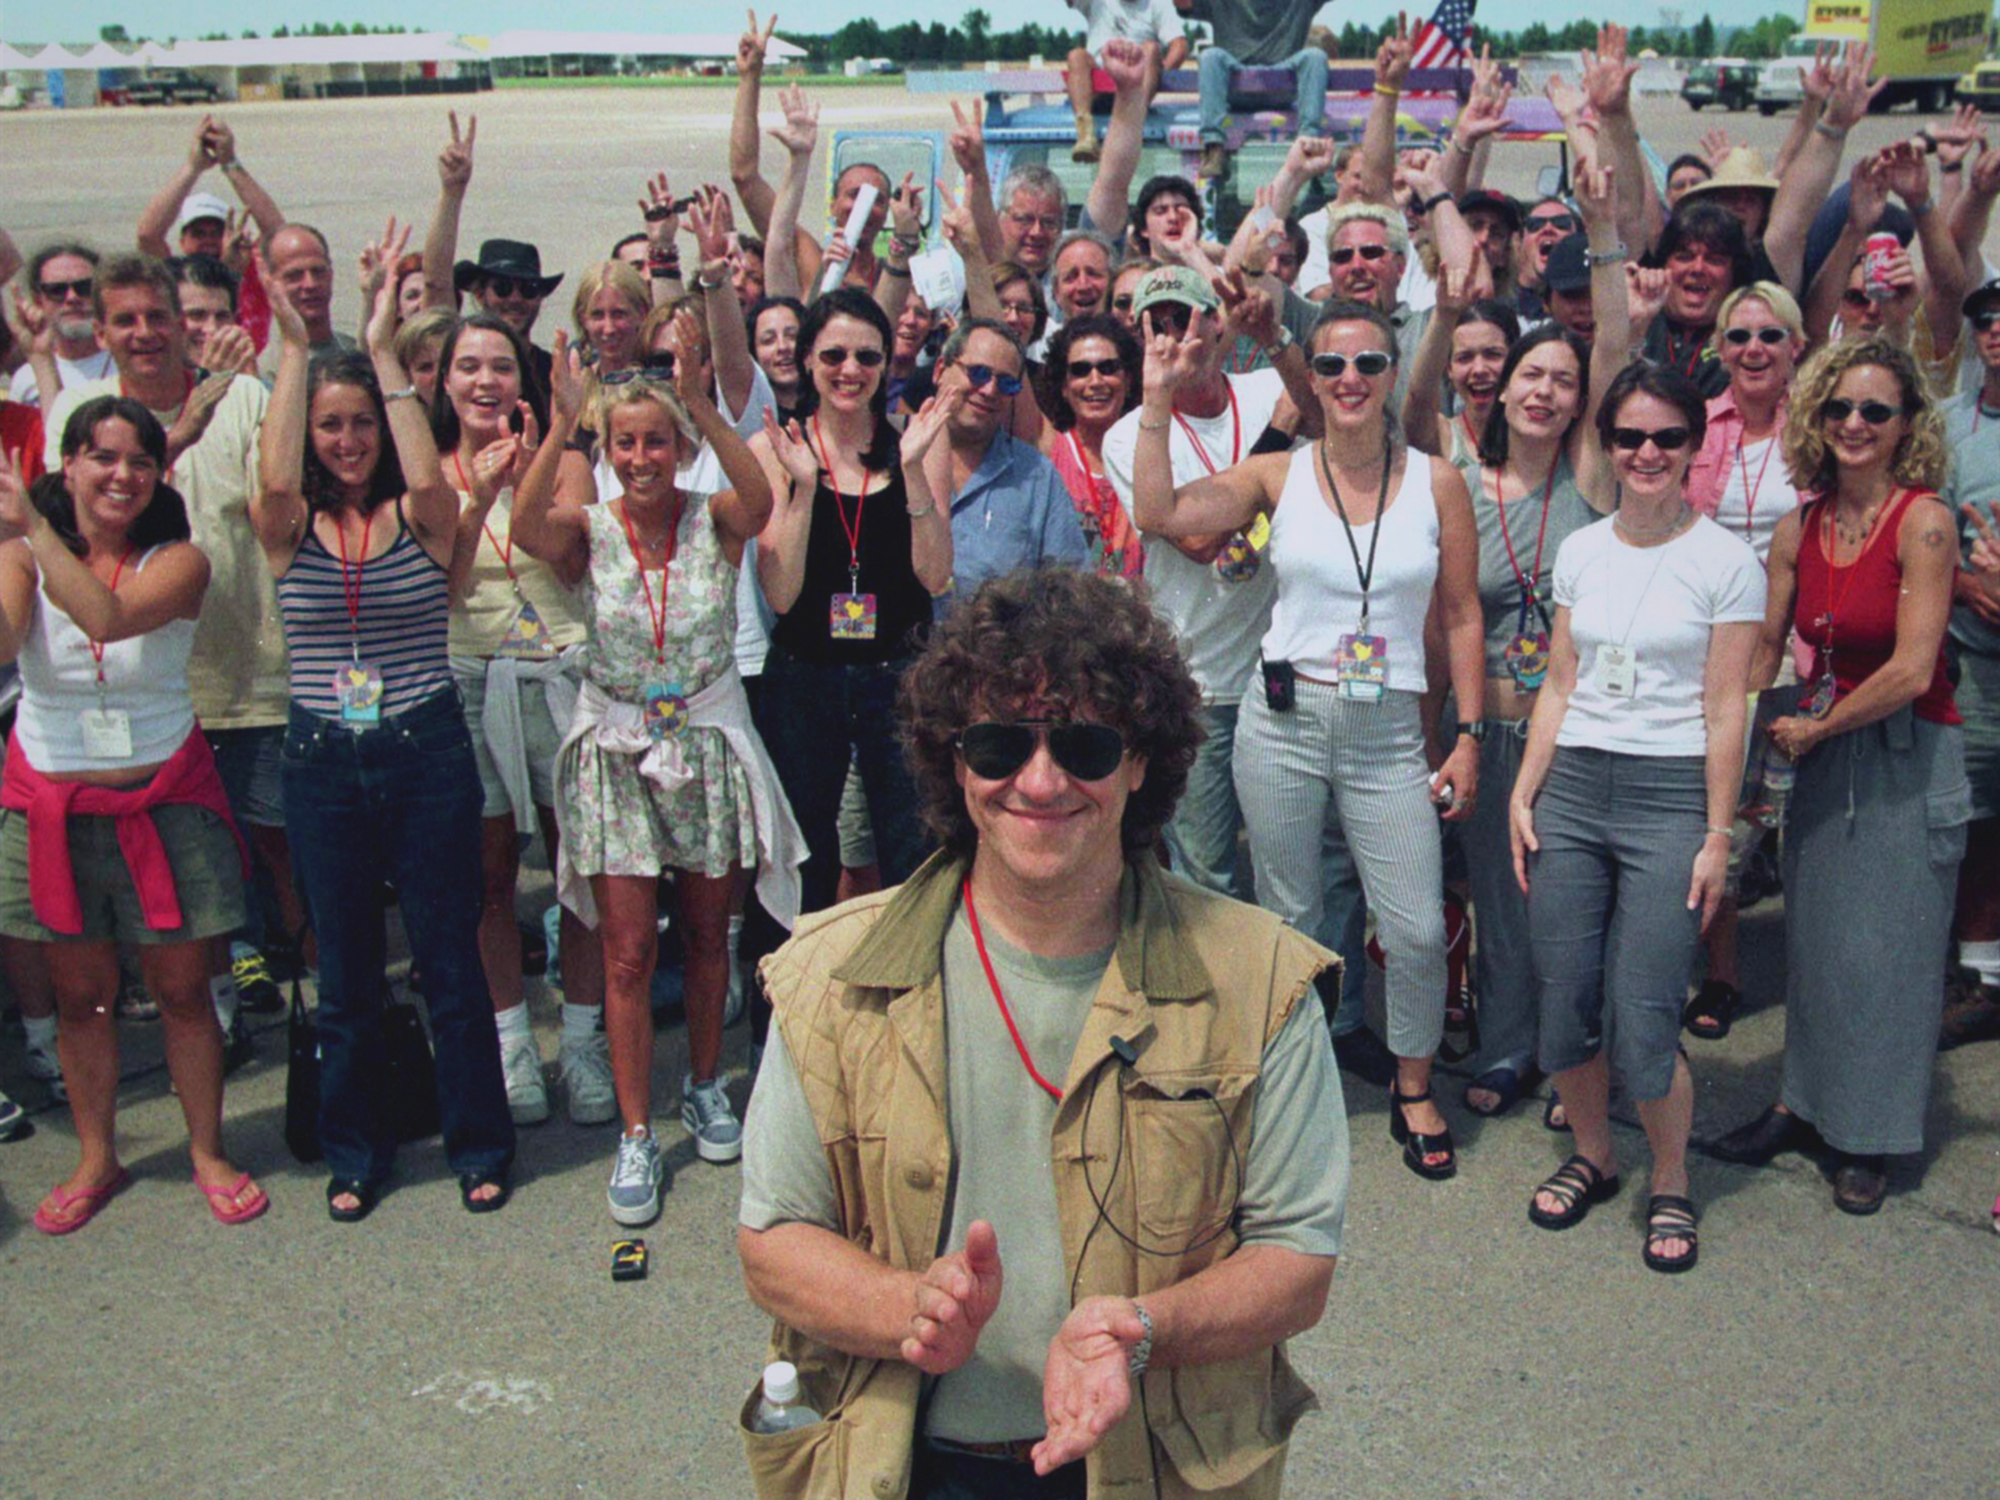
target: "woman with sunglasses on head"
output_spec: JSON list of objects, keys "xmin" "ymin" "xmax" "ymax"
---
[
  {"xmin": 1134, "ymin": 296, "xmax": 1486, "ymax": 1182},
  {"xmin": 432, "ymin": 311, "xmax": 612, "ymax": 1131},
  {"xmin": 0, "ymin": 399, "xmax": 263, "ymax": 1234},
  {"xmin": 1677, "ymin": 282, "xmax": 1811, "ymax": 1043},
  {"xmin": 1036, "ymin": 313, "xmax": 1147, "ymax": 580},
  {"xmin": 1711, "ymin": 338, "xmax": 1968, "ymax": 1217},
  {"xmin": 1437, "ymin": 163, "xmax": 1642, "ymax": 1123},
  {"xmin": 508, "ymin": 333, "xmax": 795, "ymax": 1224},
  {"xmin": 1509, "ymin": 362, "xmax": 1766, "ymax": 1272},
  {"xmin": 257, "ymin": 224, "xmax": 515, "ymax": 1222}
]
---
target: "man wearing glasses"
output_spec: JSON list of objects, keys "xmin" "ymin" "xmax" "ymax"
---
[
  {"xmin": 914, "ymin": 318, "xmax": 1089, "ymax": 611},
  {"xmin": 997, "ymin": 164, "xmax": 1069, "ymax": 277},
  {"xmin": 10, "ymin": 244, "xmax": 113, "ymax": 407},
  {"xmin": 739, "ymin": 566, "xmax": 1346, "ymax": 1500}
]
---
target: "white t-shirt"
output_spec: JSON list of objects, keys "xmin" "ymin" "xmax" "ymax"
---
[
  {"xmin": 1709, "ymin": 433, "xmax": 1800, "ymax": 565},
  {"xmin": 1103, "ymin": 367, "xmax": 1285, "ymax": 704},
  {"xmin": 44, "ymin": 372, "xmax": 287, "ymax": 730},
  {"xmin": 1069, "ymin": 0, "xmax": 1184, "ymax": 52},
  {"xmin": 1553, "ymin": 513, "xmax": 1766, "ymax": 757},
  {"xmin": 10, "ymin": 347, "xmax": 115, "ymax": 407}
]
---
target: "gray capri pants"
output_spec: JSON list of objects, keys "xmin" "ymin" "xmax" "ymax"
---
[
  {"xmin": 1235, "ymin": 681, "xmax": 1448, "ymax": 1059},
  {"xmin": 1526, "ymin": 745, "xmax": 1705, "ymax": 1101}
]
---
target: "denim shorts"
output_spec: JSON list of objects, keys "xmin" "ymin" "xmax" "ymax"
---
[
  {"xmin": 207, "ymin": 724, "xmax": 287, "ymax": 828},
  {"xmin": 0, "ymin": 802, "xmax": 246, "ymax": 945}
]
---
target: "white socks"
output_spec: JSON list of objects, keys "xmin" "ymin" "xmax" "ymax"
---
[
  {"xmin": 495, "ymin": 1002, "xmax": 532, "ymax": 1044},
  {"xmin": 23, "ymin": 1012, "xmax": 56, "ymax": 1052},
  {"xmin": 1960, "ymin": 940, "xmax": 2000, "ymax": 988},
  {"xmin": 561, "ymin": 1002, "xmax": 598, "ymax": 1045},
  {"xmin": 210, "ymin": 972, "xmax": 239, "ymax": 1030}
]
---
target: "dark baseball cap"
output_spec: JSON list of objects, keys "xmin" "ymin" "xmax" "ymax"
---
[
  {"xmin": 1964, "ymin": 277, "xmax": 2000, "ymax": 320},
  {"xmin": 1542, "ymin": 233, "xmax": 1591, "ymax": 295},
  {"xmin": 1456, "ymin": 189, "xmax": 1521, "ymax": 233}
]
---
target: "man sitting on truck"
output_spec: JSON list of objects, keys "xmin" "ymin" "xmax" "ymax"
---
[{"xmin": 1187, "ymin": 0, "xmax": 1331, "ymax": 182}]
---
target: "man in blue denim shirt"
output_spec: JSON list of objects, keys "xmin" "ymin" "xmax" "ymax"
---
[{"xmin": 915, "ymin": 318, "xmax": 1091, "ymax": 613}]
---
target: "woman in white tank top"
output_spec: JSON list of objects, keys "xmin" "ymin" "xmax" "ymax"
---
[
  {"xmin": 0, "ymin": 396, "xmax": 262, "ymax": 1234},
  {"xmin": 1133, "ymin": 297, "xmax": 1486, "ymax": 1183}
]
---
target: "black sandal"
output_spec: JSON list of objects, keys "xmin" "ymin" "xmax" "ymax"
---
[
  {"xmin": 460, "ymin": 1171, "xmax": 511, "ymax": 1215},
  {"xmin": 1528, "ymin": 1153, "xmax": 1620, "ymax": 1230},
  {"xmin": 1643, "ymin": 1194, "xmax": 1700, "ymax": 1273},
  {"xmin": 1388, "ymin": 1082, "xmax": 1457, "ymax": 1181},
  {"xmin": 1681, "ymin": 980, "xmax": 1740, "ymax": 1041},
  {"xmin": 1542, "ymin": 1089, "xmax": 1570, "ymax": 1133},
  {"xmin": 327, "ymin": 1177, "xmax": 381, "ymax": 1223},
  {"xmin": 1832, "ymin": 1155, "xmax": 1888, "ymax": 1216},
  {"xmin": 1463, "ymin": 1065, "xmax": 1539, "ymax": 1118}
]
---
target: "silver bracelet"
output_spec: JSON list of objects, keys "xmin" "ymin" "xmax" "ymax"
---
[
  {"xmin": 383, "ymin": 385, "xmax": 420, "ymax": 403},
  {"xmin": 1585, "ymin": 244, "xmax": 1628, "ymax": 267},
  {"xmin": 1705, "ymin": 825, "xmax": 1734, "ymax": 839},
  {"xmin": 1813, "ymin": 118, "xmax": 1848, "ymax": 140}
]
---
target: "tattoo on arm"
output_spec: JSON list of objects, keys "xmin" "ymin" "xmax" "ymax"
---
[{"xmin": 1921, "ymin": 526, "xmax": 1951, "ymax": 550}]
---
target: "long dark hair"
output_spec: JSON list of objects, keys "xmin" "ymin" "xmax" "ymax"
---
[
  {"xmin": 428, "ymin": 312, "xmax": 551, "ymax": 458},
  {"xmin": 1037, "ymin": 313, "xmax": 1141, "ymax": 433},
  {"xmin": 793, "ymin": 287, "xmax": 898, "ymax": 472},
  {"xmin": 1478, "ymin": 325, "xmax": 1591, "ymax": 467},
  {"xmin": 303, "ymin": 353, "xmax": 407, "ymax": 516},
  {"xmin": 37, "ymin": 395, "xmax": 191, "ymax": 557}
]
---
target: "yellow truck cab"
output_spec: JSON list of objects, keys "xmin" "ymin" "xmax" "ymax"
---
[{"xmin": 1766, "ymin": 0, "xmax": 1990, "ymax": 114}]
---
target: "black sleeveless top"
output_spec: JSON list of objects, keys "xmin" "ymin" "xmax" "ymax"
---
[{"xmin": 768, "ymin": 465, "xmax": 933, "ymax": 665}]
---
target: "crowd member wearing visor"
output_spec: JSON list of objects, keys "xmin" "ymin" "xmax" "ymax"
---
[
  {"xmin": 1510, "ymin": 363, "xmax": 1766, "ymax": 1273},
  {"xmin": 1135, "ymin": 297, "xmax": 1485, "ymax": 1182},
  {"xmin": 915, "ymin": 317, "xmax": 1089, "ymax": 611},
  {"xmin": 1714, "ymin": 338, "xmax": 1968, "ymax": 1218}
]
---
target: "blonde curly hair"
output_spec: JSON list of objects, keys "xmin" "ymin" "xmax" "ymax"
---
[{"xmin": 1781, "ymin": 336, "xmax": 1946, "ymax": 497}]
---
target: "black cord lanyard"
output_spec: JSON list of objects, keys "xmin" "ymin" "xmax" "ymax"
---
[{"xmin": 1318, "ymin": 437, "xmax": 1393, "ymax": 632}]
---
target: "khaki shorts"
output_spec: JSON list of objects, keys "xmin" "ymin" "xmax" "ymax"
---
[
  {"xmin": 452, "ymin": 657, "xmax": 567, "ymax": 821},
  {"xmin": 0, "ymin": 803, "xmax": 245, "ymax": 946}
]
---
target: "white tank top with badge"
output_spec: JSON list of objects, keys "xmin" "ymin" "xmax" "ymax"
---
[{"xmin": 1261, "ymin": 444, "xmax": 1439, "ymax": 692}]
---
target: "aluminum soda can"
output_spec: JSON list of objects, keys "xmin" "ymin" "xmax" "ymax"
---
[{"xmin": 1863, "ymin": 232, "xmax": 1901, "ymax": 302}]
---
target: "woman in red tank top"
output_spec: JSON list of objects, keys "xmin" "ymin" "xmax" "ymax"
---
[{"xmin": 1713, "ymin": 338, "xmax": 1971, "ymax": 1215}]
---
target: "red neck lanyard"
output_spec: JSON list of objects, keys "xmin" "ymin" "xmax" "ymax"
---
[
  {"xmin": 811, "ymin": 416, "xmax": 867, "ymax": 580},
  {"xmin": 1491, "ymin": 461, "xmax": 1555, "ymax": 606},
  {"xmin": 1065, "ymin": 431, "xmax": 1118, "ymax": 535},
  {"xmin": 1458, "ymin": 409, "xmax": 1481, "ymax": 457},
  {"xmin": 1733, "ymin": 421, "xmax": 1779, "ymax": 547},
  {"xmin": 86, "ymin": 547, "xmax": 136, "ymax": 683},
  {"xmin": 1172, "ymin": 382, "xmax": 1240, "ymax": 476},
  {"xmin": 452, "ymin": 451, "xmax": 518, "ymax": 582},
  {"xmin": 1816, "ymin": 488, "xmax": 1899, "ymax": 649},
  {"xmin": 617, "ymin": 497, "xmax": 683, "ymax": 667},
  {"xmin": 333, "ymin": 512, "xmax": 373, "ymax": 648},
  {"xmin": 961, "ymin": 876, "xmax": 1064, "ymax": 1103}
]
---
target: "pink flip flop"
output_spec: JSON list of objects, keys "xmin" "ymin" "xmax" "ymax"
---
[
  {"xmin": 195, "ymin": 1171, "xmax": 270, "ymax": 1226},
  {"xmin": 33, "ymin": 1167, "xmax": 131, "ymax": 1236}
]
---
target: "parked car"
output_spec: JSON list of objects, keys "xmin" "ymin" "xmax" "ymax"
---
[
  {"xmin": 1683, "ymin": 59, "xmax": 1760, "ymax": 110},
  {"xmin": 1958, "ymin": 60, "xmax": 2000, "ymax": 110},
  {"xmin": 1755, "ymin": 59, "xmax": 1807, "ymax": 114},
  {"xmin": 125, "ymin": 71, "xmax": 221, "ymax": 106}
]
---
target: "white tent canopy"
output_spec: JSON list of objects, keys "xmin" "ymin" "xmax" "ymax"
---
[
  {"xmin": 472, "ymin": 30, "xmax": 805, "ymax": 62},
  {"xmin": 156, "ymin": 33, "xmax": 485, "ymax": 67}
]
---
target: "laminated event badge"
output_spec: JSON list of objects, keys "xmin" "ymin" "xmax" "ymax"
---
[
  {"xmin": 1335, "ymin": 632, "xmax": 1388, "ymax": 702},
  {"xmin": 829, "ymin": 588, "xmax": 879, "ymax": 641},
  {"xmin": 1804, "ymin": 668, "xmax": 1837, "ymax": 719},
  {"xmin": 335, "ymin": 661, "xmax": 385, "ymax": 725},
  {"xmin": 497, "ymin": 596, "xmax": 558, "ymax": 659},
  {"xmin": 1504, "ymin": 631, "xmax": 1551, "ymax": 692},
  {"xmin": 642, "ymin": 682, "xmax": 689, "ymax": 742},
  {"xmin": 1214, "ymin": 511, "xmax": 1271, "ymax": 583}
]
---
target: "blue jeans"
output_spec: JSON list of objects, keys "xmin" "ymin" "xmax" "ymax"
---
[
  {"xmin": 1198, "ymin": 47, "xmax": 1330, "ymax": 144},
  {"xmin": 1164, "ymin": 701, "xmax": 1249, "ymax": 899},
  {"xmin": 280, "ymin": 691, "xmax": 514, "ymax": 1185}
]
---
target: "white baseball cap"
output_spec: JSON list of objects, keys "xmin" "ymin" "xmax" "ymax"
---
[{"xmin": 176, "ymin": 192, "xmax": 231, "ymax": 235}]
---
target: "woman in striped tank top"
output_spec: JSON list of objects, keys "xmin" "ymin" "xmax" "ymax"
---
[{"xmin": 254, "ymin": 223, "xmax": 514, "ymax": 1223}]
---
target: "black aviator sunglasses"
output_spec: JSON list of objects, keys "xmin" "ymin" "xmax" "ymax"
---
[{"xmin": 957, "ymin": 721, "xmax": 1127, "ymax": 781}]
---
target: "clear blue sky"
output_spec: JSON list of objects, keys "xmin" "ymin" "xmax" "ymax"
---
[{"xmin": 22, "ymin": 0, "xmax": 1740, "ymax": 46}]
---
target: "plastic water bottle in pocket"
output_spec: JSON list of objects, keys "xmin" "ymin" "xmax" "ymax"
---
[{"xmin": 751, "ymin": 1361, "xmax": 822, "ymax": 1434}]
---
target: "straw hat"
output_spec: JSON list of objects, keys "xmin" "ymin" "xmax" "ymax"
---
[{"xmin": 1680, "ymin": 145, "xmax": 1780, "ymax": 201}]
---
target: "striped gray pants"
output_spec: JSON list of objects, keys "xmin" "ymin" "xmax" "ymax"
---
[{"xmin": 1234, "ymin": 681, "xmax": 1448, "ymax": 1058}]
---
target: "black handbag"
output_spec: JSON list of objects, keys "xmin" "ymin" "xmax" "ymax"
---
[
  {"xmin": 284, "ymin": 944, "xmax": 441, "ymax": 1162},
  {"xmin": 283, "ymin": 952, "xmax": 323, "ymax": 1164}
]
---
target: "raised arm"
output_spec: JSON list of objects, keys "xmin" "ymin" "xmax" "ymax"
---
[
  {"xmin": 362, "ymin": 221, "xmax": 455, "ymax": 554},
  {"xmin": 1804, "ymin": 155, "xmax": 1888, "ymax": 346},
  {"xmin": 1354, "ymin": 17, "xmax": 1414, "ymax": 208},
  {"xmin": 1084, "ymin": 39, "xmax": 1153, "ymax": 242},
  {"xmin": 897, "ymin": 392, "xmax": 959, "ymax": 595},
  {"xmin": 1771, "ymin": 50, "xmax": 1833, "ymax": 184},
  {"xmin": 638, "ymin": 173, "xmax": 688, "ymax": 307},
  {"xmin": 508, "ymin": 333, "xmax": 593, "ymax": 584},
  {"xmin": 1948, "ymin": 134, "xmax": 2000, "ymax": 272},
  {"xmin": 948, "ymin": 101, "xmax": 1005, "ymax": 265},
  {"xmin": 687, "ymin": 189, "xmax": 757, "ymax": 417},
  {"xmin": 137, "ymin": 116, "xmax": 221, "ymax": 257},
  {"xmin": 1878, "ymin": 140, "xmax": 1967, "ymax": 345},
  {"xmin": 1572, "ymin": 161, "xmax": 1633, "ymax": 508},
  {"xmin": 1216, "ymin": 270, "xmax": 1319, "ymax": 438},
  {"xmin": 254, "ymin": 283, "xmax": 314, "ymax": 559},
  {"xmin": 1766, "ymin": 45, "xmax": 1887, "ymax": 293},
  {"xmin": 762, "ymin": 84, "xmax": 820, "ymax": 303},
  {"xmin": 1576, "ymin": 25, "xmax": 1652, "ymax": 263},
  {"xmin": 1444, "ymin": 46, "xmax": 1514, "ymax": 198},
  {"xmin": 750, "ymin": 413, "xmax": 821, "ymax": 615},
  {"xmin": 939, "ymin": 181, "xmax": 1004, "ymax": 322},
  {"xmin": 875, "ymin": 174, "xmax": 925, "ymax": 331},
  {"xmin": 1402, "ymin": 263, "xmax": 1476, "ymax": 457},
  {"xmin": 1130, "ymin": 318, "xmax": 1278, "ymax": 538},
  {"xmin": 204, "ymin": 119, "xmax": 286, "ymax": 241},
  {"xmin": 8, "ymin": 289, "xmax": 63, "ymax": 410},
  {"xmin": 730, "ymin": 9, "xmax": 784, "ymax": 235},
  {"xmin": 666, "ymin": 308, "xmax": 773, "ymax": 556},
  {"xmin": 422, "ymin": 111, "xmax": 475, "ymax": 311}
]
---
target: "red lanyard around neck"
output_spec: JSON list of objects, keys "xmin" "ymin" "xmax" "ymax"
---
[
  {"xmin": 811, "ymin": 416, "xmax": 867, "ymax": 576},
  {"xmin": 617, "ymin": 497, "xmax": 683, "ymax": 667},
  {"xmin": 333, "ymin": 512, "xmax": 373, "ymax": 646},
  {"xmin": 1491, "ymin": 461, "xmax": 1555, "ymax": 603},
  {"xmin": 452, "ymin": 451, "xmax": 519, "ymax": 583},
  {"xmin": 1817, "ymin": 489, "xmax": 1900, "ymax": 651},
  {"xmin": 1172, "ymin": 382, "xmax": 1240, "ymax": 476},
  {"xmin": 961, "ymin": 876, "xmax": 1064, "ymax": 1103},
  {"xmin": 85, "ymin": 547, "xmax": 136, "ymax": 683}
]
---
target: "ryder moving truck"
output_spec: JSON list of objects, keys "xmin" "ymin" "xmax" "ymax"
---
[{"xmin": 1757, "ymin": 0, "xmax": 1991, "ymax": 113}]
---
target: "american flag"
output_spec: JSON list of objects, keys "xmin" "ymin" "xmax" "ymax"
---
[{"xmin": 1410, "ymin": 0, "xmax": 1476, "ymax": 70}]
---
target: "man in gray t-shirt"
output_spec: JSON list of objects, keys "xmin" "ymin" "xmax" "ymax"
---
[
  {"xmin": 1188, "ymin": 0, "xmax": 1330, "ymax": 180},
  {"xmin": 738, "ymin": 569, "xmax": 1346, "ymax": 1497}
]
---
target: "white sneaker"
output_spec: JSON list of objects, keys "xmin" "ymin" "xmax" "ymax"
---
[
  {"xmin": 607, "ymin": 1126, "xmax": 666, "ymax": 1225},
  {"xmin": 25, "ymin": 1039, "xmax": 65, "ymax": 1103},
  {"xmin": 724, "ymin": 958, "xmax": 747, "ymax": 1029},
  {"xmin": 501, "ymin": 1032, "xmax": 550, "ymax": 1126},
  {"xmin": 559, "ymin": 1029, "xmax": 617, "ymax": 1126},
  {"xmin": 681, "ymin": 1074, "xmax": 743, "ymax": 1163}
]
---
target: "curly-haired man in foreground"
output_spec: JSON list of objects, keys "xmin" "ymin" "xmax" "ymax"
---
[{"xmin": 736, "ymin": 567, "xmax": 1349, "ymax": 1499}]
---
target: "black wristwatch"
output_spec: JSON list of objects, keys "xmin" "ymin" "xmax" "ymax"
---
[
  {"xmin": 1459, "ymin": 720, "xmax": 1489, "ymax": 743},
  {"xmin": 1418, "ymin": 191, "xmax": 1453, "ymax": 217}
]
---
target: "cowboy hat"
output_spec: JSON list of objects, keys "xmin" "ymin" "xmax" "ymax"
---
[{"xmin": 453, "ymin": 238, "xmax": 563, "ymax": 297}]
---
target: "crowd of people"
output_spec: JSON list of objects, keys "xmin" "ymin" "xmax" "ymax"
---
[{"xmin": 3, "ymin": 9, "xmax": 2000, "ymax": 1488}]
